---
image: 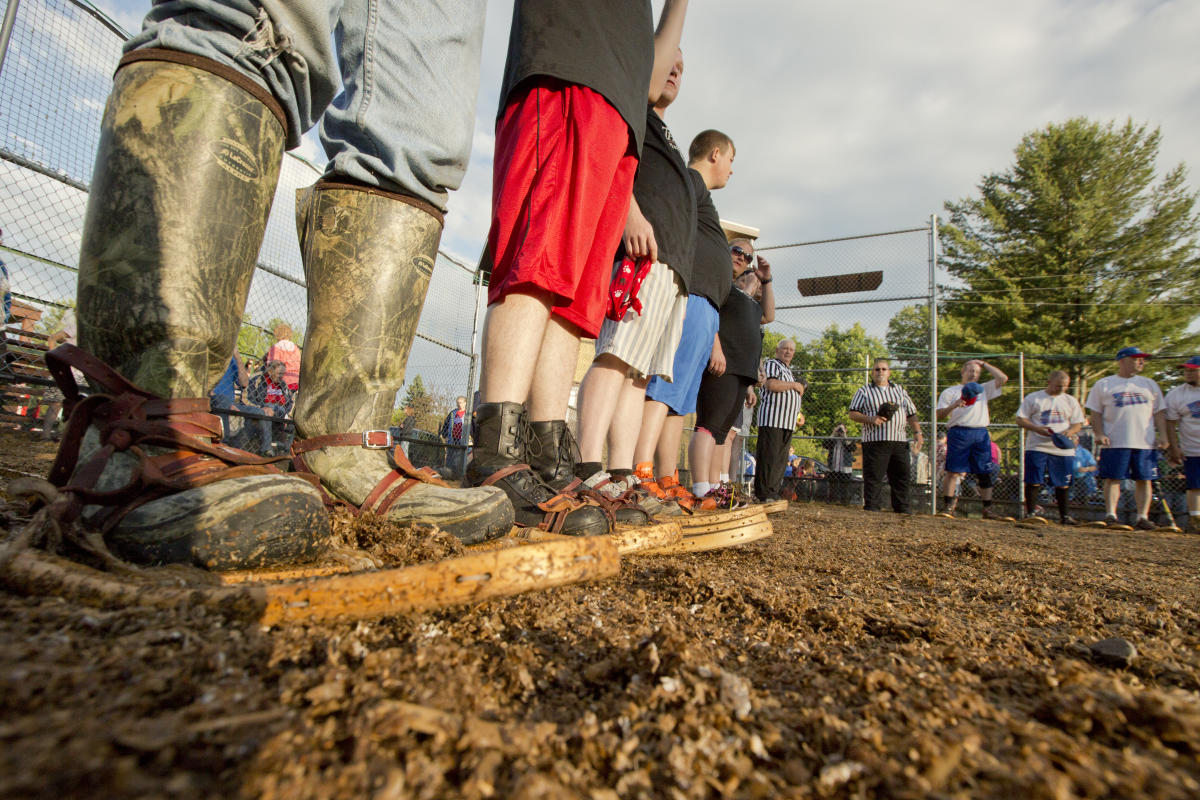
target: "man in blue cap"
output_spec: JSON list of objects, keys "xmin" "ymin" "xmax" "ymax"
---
[
  {"xmin": 935, "ymin": 359, "xmax": 1008, "ymax": 518},
  {"xmin": 1164, "ymin": 355, "xmax": 1200, "ymax": 533},
  {"xmin": 1085, "ymin": 346, "xmax": 1167, "ymax": 530},
  {"xmin": 1015, "ymin": 370, "xmax": 1085, "ymax": 524}
]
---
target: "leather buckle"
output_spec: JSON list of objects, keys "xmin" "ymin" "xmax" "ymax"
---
[{"xmin": 362, "ymin": 429, "xmax": 393, "ymax": 449}]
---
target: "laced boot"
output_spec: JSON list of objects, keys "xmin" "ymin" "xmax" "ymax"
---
[
  {"xmin": 466, "ymin": 403, "xmax": 610, "ymax": 536},
  {"xmin": 288, "ymin": 184, "xmax": 511, "ymax": 544},
  {"xmin": 527, "ymin": 420, "xmax": 650, "ymax": 526},
  {"xmin": 59, "ymin": 54, "xmax": 328, "ymax": 569}
]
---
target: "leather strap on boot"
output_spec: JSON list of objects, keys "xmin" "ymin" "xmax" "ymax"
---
[
  {"xmin": 43, "ymin": 344, "xmax": 296, "ymax": 532},
  {"xmin": 290, "ymin": 431, "xmax": 451, "ymax": 516},
  {"xmin": 478, "ymin": 464, "xmax": 593, "ymax": 534}
]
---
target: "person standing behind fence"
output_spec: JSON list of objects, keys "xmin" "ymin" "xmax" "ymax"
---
[
  {"xmin": 1163, "ymin": 355, "xmax": 1200, "ymax": 534},
  {"xmin": 1085, "ymin": 346, "xmax": 1167, "ymax": 531},
  {"xmin": 1015, "ymin": 370, "xmax": 1085, "ymax": 525},
  {"xmin": 440, "ymin": 395, "xmax": 470, "ymax": 478},
  {"xmin": 936, "ymin": 359, "xmax": 1007, "ymax": 519},
  {"xmin": 754, "ymin": 339, "xmax": 804, "ymax": 502},
  {"xmin": 263, "ymin": 324, "xmax": 301, "ymax": 392},
  {"xmin": 848, "ymin": 358, "xmax": 922, "ymax": 513}
]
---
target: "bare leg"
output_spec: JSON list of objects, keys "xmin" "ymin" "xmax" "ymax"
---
[
  {"xmin": 634, "ymin": 399, "xmax": 670, "ymax": 469},
  {"xmin": 1134, "ymin": 479, "xmax": 1152, "ymax": 518},
  {"xmin": 479, "ymin": 290, "xmax": 552, "ymax": 405},
  {"xmin": 941, "ymin": 472, "xmax": 964, "ymax": 499},
  {"xmin": 1103, "ymin": 479, "xmax": 1121, "ymax": 517},
  {"xmin": 688, "ymin": 428, "xmax": 717, "ymax": 486},
  {"xmin": 576, "ymin": 353, "xmax": 628, "ymax": 462},
  {"xmin": 712, "ymin": 436, "xmax": 732, "ymax": 481},
  {"xmin": 656, "ymin": 414, "xmax": 686, "ymax": 479},
  {"xmin": 527, "ymin": 316, "xmax": 580, "ymax": 422},
  {"xmin": 607, "ymin": 376, "xmax": 647, "ymax": 470}
]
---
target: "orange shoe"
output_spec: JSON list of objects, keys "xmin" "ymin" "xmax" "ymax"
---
[
  {"xmin": 634, "ymin": 462, "xmax": 670, "ymax": 501},
  {"xmin": 657, "ymin": 474, "xmax": 696, "ymax": 510}
]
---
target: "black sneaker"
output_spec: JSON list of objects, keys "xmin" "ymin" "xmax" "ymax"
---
[
  {"xmin": 1058, "ymin": 515, "xmax": 1079, "ymax": 526},
  {"xmin": 1134, "ymin": 518, "xmax": 1157, "ymax": 531}
]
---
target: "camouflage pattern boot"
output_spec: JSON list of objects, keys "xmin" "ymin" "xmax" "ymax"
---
[
  {"xmin": 289, "ymin": 184, "xmax": 512, "ymax": 545},
  {"xmin": 61, "ymin": 53, "xmax": 329, "ymax": 569}
]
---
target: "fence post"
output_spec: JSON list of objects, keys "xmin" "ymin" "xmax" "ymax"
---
[
  {"xmin": 1017, "ymin": 351, "xmax": 1025, "ymax": 518},
  {"xmin": 928, "ymin": 213, "xmax": 939, "ymax": 515},
  {"xmin": 0, "ymin": 0, "xmax": 19, "ymax": 79},
  {"xmin": 465, "ymin": 267, "xmax": 485, "ymax": 419}
]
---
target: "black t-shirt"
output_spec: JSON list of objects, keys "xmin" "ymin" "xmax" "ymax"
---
[
  {"xmin": 688, "ymin": 169, "xmax": 732, "ymax": 308},
  {"xmin": 718, "ymin": 287, "xmax": 764, "ymax": 380},
  {"xmin": 499, "ymin": 0, "xmax": 654, "ymax": 154},
  {"xmin": 619, "ymin": 110, "xmax": 695, "ymax": 286}
]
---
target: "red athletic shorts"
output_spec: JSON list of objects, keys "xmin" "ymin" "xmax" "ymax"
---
[{"xmin": 487, "ymin": 78, "xmax": 638, "ymax": 338}]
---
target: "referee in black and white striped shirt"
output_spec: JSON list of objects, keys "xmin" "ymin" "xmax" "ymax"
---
[{"xmin": 848, "ymin": 358, "xmax": 924, "ymax": 513}]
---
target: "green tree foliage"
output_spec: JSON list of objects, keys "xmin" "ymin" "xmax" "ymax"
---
[
  {"xmin": 940, "ymin": 117, "xmax": 1200, "ymax": 397},
  {"xmin": 391, "ymin": 375, "xmax": 454, "ymax": 434},
  {"xmin": 753, "ymin": 324, "xmax": 887, "ymax": 460}
]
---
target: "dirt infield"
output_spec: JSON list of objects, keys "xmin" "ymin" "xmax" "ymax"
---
[{"xmin": 2, "ymin": 428, "xmax": 1199, "ymax": 798}]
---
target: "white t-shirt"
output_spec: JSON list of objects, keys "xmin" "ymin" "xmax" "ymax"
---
[
  {"xmin": 1016, "ymin": 390, "xmax": 1085, "ymax": 455},
  {"xmin": 1163, "ymin": 383, "xmax": 1200, "ymax": 457},
  {"xmin": 938, "ymin": 380, "xmax": 1002, "ymax": 428},
  {"xmin": 1085, "ymin": 374, "xmax": 1163, "ymax": 449}
]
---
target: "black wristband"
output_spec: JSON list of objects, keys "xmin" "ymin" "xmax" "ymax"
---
[{"xmin": 761, "ymin": 278, "xmax": 772, "ymax": 284}]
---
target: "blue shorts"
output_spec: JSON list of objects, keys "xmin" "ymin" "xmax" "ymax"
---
[
  {"xmin": 1097, "ymin": 448, "xmax": 1158, "ymax": 481},
  {"xmin": 946, "ymin": 427, "xmax": 992, "ymax": 475},
  {"xmin": 1185, "ymin": 456, "xmax": 1200, "ymax": 490},
  {"xmin": 1024, "ymin": 450, "xmax": 1073, "ymax": 488},
  {"xmin": 645, "ymin": 294, "xmax": 719, "ymax": 416}
]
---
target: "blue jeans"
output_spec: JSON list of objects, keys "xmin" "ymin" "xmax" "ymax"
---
[{"xmin": 127, "ymin": 1, "xmax": 485, "ymax": 211}]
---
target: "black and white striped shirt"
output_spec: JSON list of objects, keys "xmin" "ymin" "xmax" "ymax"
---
[
  {"xmin": 756, "ymin": 358, "xmax": 804, "ymax": 430},
  {"xmin": 849, "ymin": 382, "xmax": 918, "ymax": 443}
]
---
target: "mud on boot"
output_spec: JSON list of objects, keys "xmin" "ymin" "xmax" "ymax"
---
[
  {"xmin": 290, "ymin": 184, "xmax": 511, "ymax": 545},
  {"xmin": 467, "ymin": 403, "xmax": 610, "ymax": 536},
  {"xmin": 527, "ymin": 420, "xmax": 650, "ymax": 527}
]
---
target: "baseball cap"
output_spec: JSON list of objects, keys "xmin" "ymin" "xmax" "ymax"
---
[
  {"xmin": 1177, "ymin": 356, "xmax": 1200, "ymax": 369},
  {"xmin": 1115, "ymin": 346, "xmax": 1150, "ymax": 360},
  {"xmin": 961, "ymin": 381, "xmax": 983, "ymax": 405},
  {"xmin": 1050, "ymin": 431, "xmax": 1074, "ymax": 450}
]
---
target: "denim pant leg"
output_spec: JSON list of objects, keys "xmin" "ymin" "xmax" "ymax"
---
[{"xmin": 125, "ymin": 1, "xmax": 484, "ymax": 210}]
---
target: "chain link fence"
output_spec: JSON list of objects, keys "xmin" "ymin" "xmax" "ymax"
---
[
  {"xmin": 740, "ymin": 225, "xmax": 937, "ymax": 509},
  {"xmin": 0, "ymin": 0, "xmax": 483, "ymax": 470}
]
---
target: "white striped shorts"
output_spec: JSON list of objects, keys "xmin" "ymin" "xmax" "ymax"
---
[{"xmin": 594, "ymin": 260, "xmax": 687, "ymax": 381}]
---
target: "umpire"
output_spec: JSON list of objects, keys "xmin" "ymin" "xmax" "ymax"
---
[{"xmin": 848, "ymin": 358, "xmax": 924, "ymax": 513}]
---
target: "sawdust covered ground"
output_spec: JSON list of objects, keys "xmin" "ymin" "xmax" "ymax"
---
[{"xmin": 1, "ymin": 427, "xmax": 1199, "ymax": 799}]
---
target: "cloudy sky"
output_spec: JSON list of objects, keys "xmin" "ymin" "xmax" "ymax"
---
[{"xmin": 89, "ymin": 0, "xmax": 1200, "ymax": 264}]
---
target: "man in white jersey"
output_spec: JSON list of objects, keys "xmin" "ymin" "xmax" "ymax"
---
[
  {"xmin": 1164, "ymin": 355, "xmax": 1200, "ymax": 534},
  {"xmin": 1085, "ymin": 346, "xmax": 1168, "ymax": 531},
  {"xmin": 1015, "ymin": 370, "xmax": 1085, "ymax": 525},
  {"xmin": 936, "ymin": 359, "xmax": 1008, "ymax": 519}
]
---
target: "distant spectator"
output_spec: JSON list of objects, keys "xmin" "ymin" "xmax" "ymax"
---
[
  {"xmin": 209, "ymin": 350, "xmax": 249, "ymax": 440},
  {"xmin": 1015, "ymin": 370, "xmax": 1085, "ymax": 525},
  {"xmin": 822, "ymin": 423, "xmax": 857, "ymax": 504},
  {"xmin": 1, "ymin": 227, "xmax": 12, "ymax": 378},
  {"xmin": 440, "ymin": 395, "xmax": 470, "ymax": 477},
  {"xmin": 1086, "ymin": 346, "xmax": 1167, "ymax": 531},
  {"xmin": 754, "ymin": 339, "xmax": 805, "ymax": 502},
  {"xmin": 1163, "ymin": 355, "xmax": 1200, "ymax": 534},
  {"xmin": 936, "ymin": 359, "xmax": 1008, "ymax": 519},
  {"xmin": 784, "ymin": 446, "xmax": 799, "ymax": 477},
  {"xmin": 264, "ymin": 323, "xmax": 301, "ymax": 391},
  {"xmin": 849, "ymin": 357, "xmax": 922, "ymax": 514},
  {"xmin": 1072, "ymin": 444, "xmax": 1099, "ymax": 500},
  {"xmin": 238, "ymin": 360, "xmax": 294, "ymax": 455}
]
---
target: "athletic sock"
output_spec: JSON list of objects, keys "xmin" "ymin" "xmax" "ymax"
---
[
  {"xmin": 574, "ymin": 461, "xmax": 602, "ymax": 481},
  {"xmin": 719, "ymin": 472, "xmax": 730, "ymax": 483},
  {"xmin": 943, "ymin": 496, "xmax": 955, "ymax": 510},
  {"xmin": 1024, "ymin": 484, "xmax": 1041, "ymax": 515},
  {"xmin": 1054, "ymin": 487, "xmax": 1069, "ymax": 518},
  {"xmin": 693, "ymin": 481, "xmax": 711, "ymax": 497}
]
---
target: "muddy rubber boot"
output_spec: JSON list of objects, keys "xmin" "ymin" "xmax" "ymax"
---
[
  {"xmin": 466, "ymin": 403, "xmax": 610, "ymax": 536},
  {"xmin": 289, "ymin": 185, "xmax": 512, "ymax": 545},
  {"xmin": 62, "ymin": 54, "xmax": 329, "ymax": 569},
  {"xmin": 527, "ymin": 420, "xmax": 650, "ymax": 526}
]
